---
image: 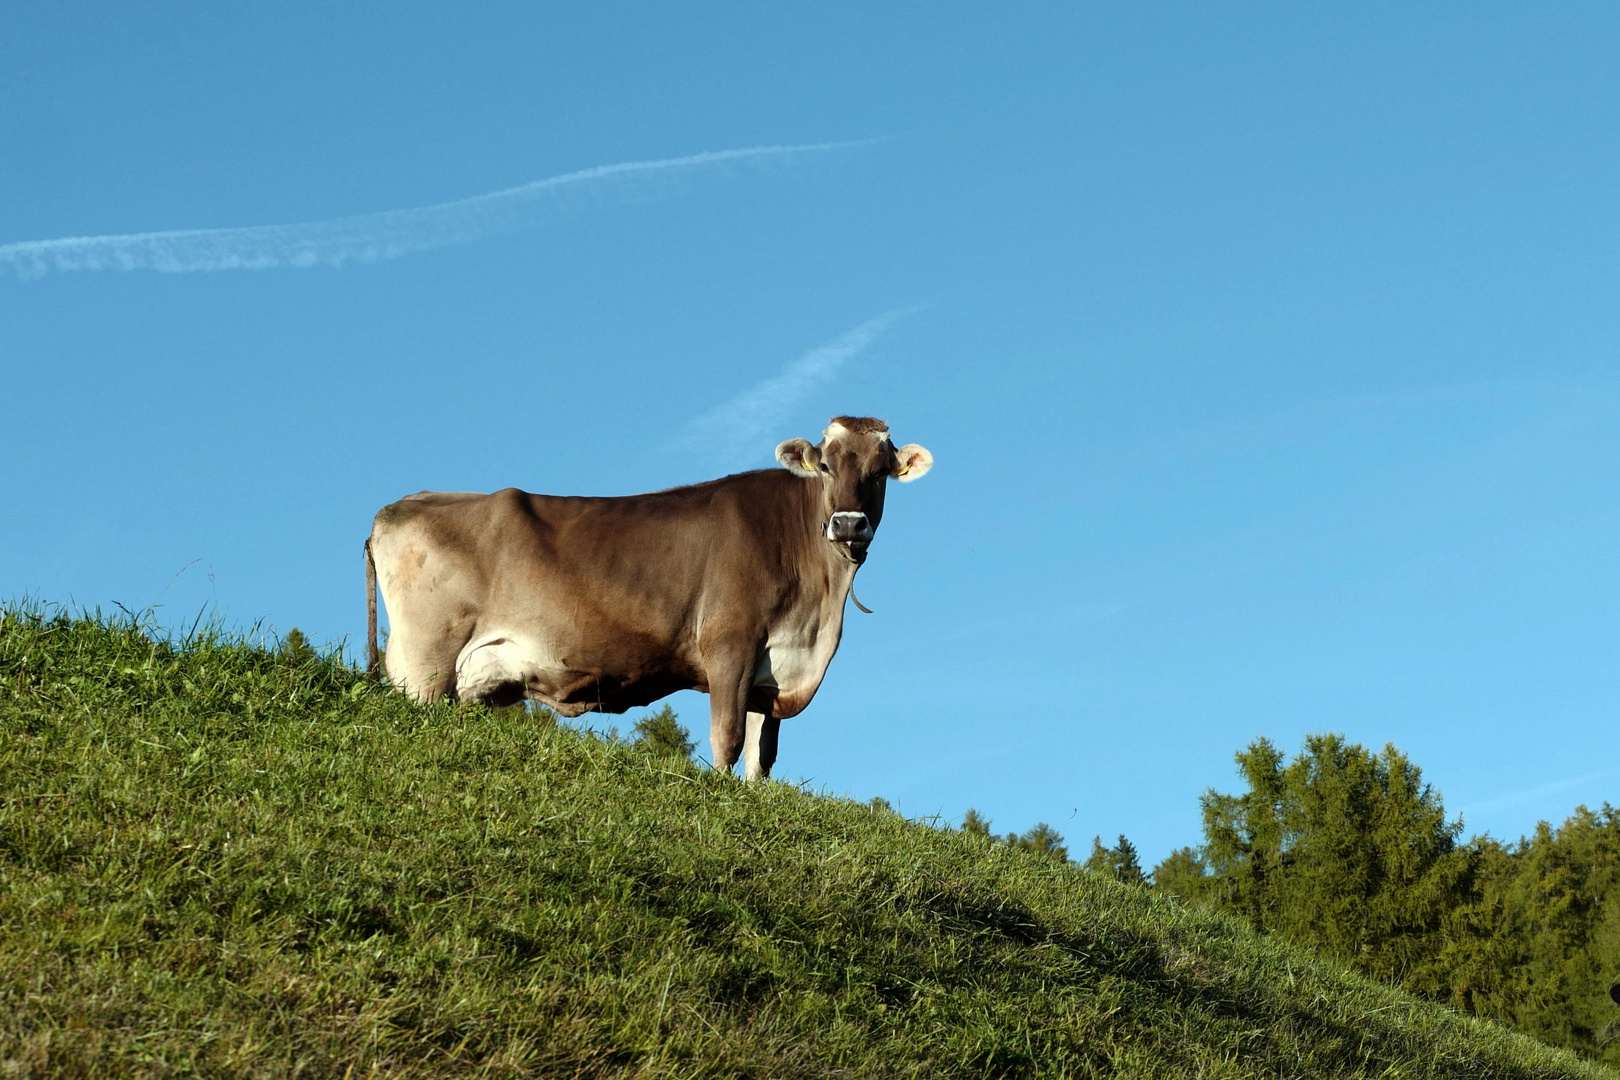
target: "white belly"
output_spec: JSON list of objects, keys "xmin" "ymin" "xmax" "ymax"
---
[{"xmin": 456, "ymin": 633, "xmax": 563, "ymax": 701}]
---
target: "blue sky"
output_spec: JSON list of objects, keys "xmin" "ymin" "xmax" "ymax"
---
[{"xmin": 4, "ymin": 3, "xmax": 1617, "ymax": 863}]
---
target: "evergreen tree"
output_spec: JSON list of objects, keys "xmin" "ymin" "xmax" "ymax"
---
[
  {"xmin": 1148, "ymin": 735, "xmax": 1620, "ymax": 1065},
  {"xmin": 1201, "ymin": 737, "xmax": 1288, "ymax": 927},
  {"xmin": 961, "ymin": 808, "xmax": 993, "ymax": 839},
  {"xmin": 957, "ymin": 810, "xmax": 1068, "ymax": 861},
  {"xmin": 1150, "ymin": 846, "xmax": 1212, "ymax": 901},
  {"xmin": 1452, "ymin": 805, "xmax": 1620, "ymax": 1065},
  {"xmin": 631, "ymin": 704, "xmax": 694, "ymax": 761},
  {"xmin": 1009, "ymin": 823, "xmax": 1068, "ymax": 862},
  {"xmin": 1195, "ymin": 734, "xmax": 1478, "ymax": 990},
  {"xmin": 280, "ymin": 627, "xmax": 317, "ymax": 664},
  {"xmin": 1085, "ymin": 835, "xmax": 1146, "ymax": 885}
]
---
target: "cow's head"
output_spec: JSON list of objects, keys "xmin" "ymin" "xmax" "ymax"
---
[{"xmin": 775, "ymin": 416, "xmax": 933, "ymax": 565}]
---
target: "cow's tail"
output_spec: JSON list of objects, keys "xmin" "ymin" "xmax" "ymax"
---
[{"xmin": 365, "ymin": 537, "xmax": 380, "ymax": 679}]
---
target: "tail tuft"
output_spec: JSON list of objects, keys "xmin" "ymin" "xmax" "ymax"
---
[{"xmin": 365, "ymin": 538, "xmax": 380, "ymax": 679}]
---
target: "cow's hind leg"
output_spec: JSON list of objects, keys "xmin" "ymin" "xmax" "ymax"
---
[
  {"xmin": 743, "ymin": 712, "xmax": 780, "ymax": 782},
  {"xmin": 382, "ymin": 625, "xmax": 462, "ymax": 703}
]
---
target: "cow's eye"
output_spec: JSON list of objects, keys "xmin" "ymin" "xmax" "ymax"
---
[{"xmin": 818, "ymin": 462, "xmax": 831, "ymax": 474}]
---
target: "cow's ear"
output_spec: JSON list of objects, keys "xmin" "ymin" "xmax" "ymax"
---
[
  {"xmin": 892, "ymin": 443, "xmax": 933, "ymax": 482},
  {"xmin": 775, "ymin": 438, "xmax": 822, "ymax": 476}
]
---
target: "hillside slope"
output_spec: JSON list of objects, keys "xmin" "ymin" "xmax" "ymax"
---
[{"xmin": 0, "ymin": 608, "xmax": 1611, "ymax": 1079}]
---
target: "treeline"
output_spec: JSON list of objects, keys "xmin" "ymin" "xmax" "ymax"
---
[{"xmin": 970, "ymin": 734, "xmax": 1620, "ymax": 1066}]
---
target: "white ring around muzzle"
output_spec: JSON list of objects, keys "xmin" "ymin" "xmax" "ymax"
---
[{"xmin": 826, "ymin": 511, "xmax": 873, "ymax": 542}]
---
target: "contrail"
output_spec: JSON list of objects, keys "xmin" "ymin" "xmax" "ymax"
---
[
  {"xmin": 678, "ymin": 305, "xmax": 926, "ymax": 468},
  {"xmin": 0, "ymin": 140, "xmax": 872, "ymax": 278},
  {"xmin": 1461, "ymin": 766, "xmax": 1620, "ymax": 821}
]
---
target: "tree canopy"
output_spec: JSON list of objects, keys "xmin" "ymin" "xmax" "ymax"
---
[
  {"xmin": 1142, "ymin": 733, "xmax": 1620, "ymax": 1067},
  {"xmin": 631, "ymin": 705, "xmax": 695, "ymax": 761}
]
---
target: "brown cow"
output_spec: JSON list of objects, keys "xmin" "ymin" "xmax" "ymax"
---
[{"xmin": 364, "ymin": 416, "xmax": 933, "ymax": 780}]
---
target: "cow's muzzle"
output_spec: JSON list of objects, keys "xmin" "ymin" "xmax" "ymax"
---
[
  {"xmin": 826, "ymin": 512, "xmax": 874, "ymax": 544},
  {"xmin": 826, "ymin": 512, "xmax": 873, "ymax": 564}
]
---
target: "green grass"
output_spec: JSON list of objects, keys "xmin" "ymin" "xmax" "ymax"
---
[{"xmin": 0, "ymin": 606, "xmax": 1610, "ymax": 1079}]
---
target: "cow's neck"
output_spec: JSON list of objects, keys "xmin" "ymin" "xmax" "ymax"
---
[
  {"xmin": 793, "ymin": 486, "xmax": 863, "ymax": 608},
  {"xmin": 821, "ymin": 546, "xmax": 860, "ymax": 601}
]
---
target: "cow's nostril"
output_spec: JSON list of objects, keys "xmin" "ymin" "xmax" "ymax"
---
[{"xmin": 826, "ymin": 512, "xmax": 872, "ymax": 542}]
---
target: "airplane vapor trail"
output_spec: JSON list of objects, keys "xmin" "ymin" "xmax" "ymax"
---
[
  {"xmin": 679, "ymin": 305, "xmax": 926, "ymax": 467},
  {"xmin": 0, "ymin": 140, "xmax": 870, "ymax": 278},
  {"xmin": 1461, "ymin": 767, "xmax": 1620, "ymax": 819}
]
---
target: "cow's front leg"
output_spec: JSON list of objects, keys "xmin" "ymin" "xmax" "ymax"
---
[
  {"xmin": 744, "ymin": 712, "xmax": 780, "ymax": 782},
  {"xmin": 703, "ymin": 643, "xmax": 755, "ymax": 774}
]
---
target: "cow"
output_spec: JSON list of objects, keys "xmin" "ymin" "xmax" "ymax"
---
[{"xmin": 363, "ymin": 416, "xmax": 933, "ymax": 780}]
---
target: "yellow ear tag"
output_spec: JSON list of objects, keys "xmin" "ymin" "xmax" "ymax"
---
[
  {"xmin": 895, "ymin": 462, "xmax": 910, "ymax": 477},
  {"xmin": 803, "ymin": 459, "xmax": 819, "ymax": 474}
]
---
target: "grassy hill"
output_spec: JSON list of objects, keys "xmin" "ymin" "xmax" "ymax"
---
[{"xmin": 1, "ymin": 607, "xmax": 1611, "ymax": 1079}]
